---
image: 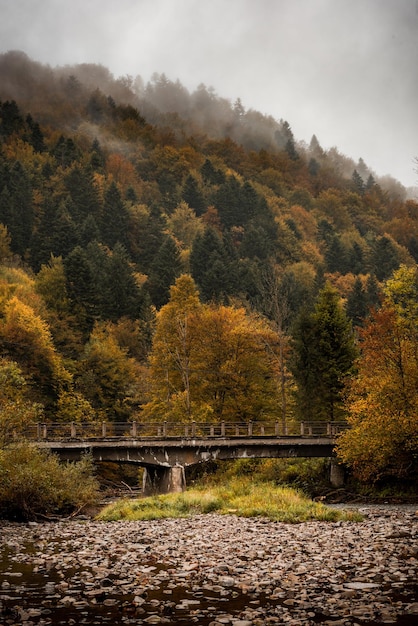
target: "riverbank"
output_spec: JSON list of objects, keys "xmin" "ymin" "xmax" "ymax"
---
[{"xmin": 1, "ymin": 505, "xmax": 417, "ymax": 625}]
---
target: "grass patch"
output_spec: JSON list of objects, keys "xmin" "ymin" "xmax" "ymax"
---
[{"xmin": 96, "ymin": 477, "xmax": 363, "ymax": 523}]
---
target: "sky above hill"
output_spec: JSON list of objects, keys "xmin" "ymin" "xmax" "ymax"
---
[{"xmin": 1, "ymin": 0, "xmax": 417, "ymax": 189}]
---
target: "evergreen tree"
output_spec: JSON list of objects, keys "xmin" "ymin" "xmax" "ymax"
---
[
  {"xmin": 214, "ymin": 176, "xmax": 242, "ymax": 228},
  {"xmin": 365, "ymin": 273, "xmax": 381, "ymax": 311},
  {"xmin": 239, "ymin": 181, "xmax": 258, "ymax": 224},
  {"xmin": 190, "ymin": 227, "xmax": 232, "ymax": 302},
  {"xmin": 291, "ymin": 283, "xmax": 357, "ymax": 421},
  {"xmin": 371, "ymin": 235, "xmax": 400, "ymax": 281},
  {"xmin": 240, "ymin": 224, "xmax": 274, "ymax": 260},
  {"xmin": 182, "ymin": 175, "xmax": 206, "ymax": 216},
  {"xmin": 89, "ymin": 138, "xmax": 106, "ymax": 171},
  {"xmin": 52, "ymin": 135, "xmax": 80, "ymax": 168},
  {"xmin": 351, "ymin": 169, "xmax": 365, "ymax": 195},
  {"xmin": 80, "ymin": 214, "xmax": 100, "ymax": 246},
  {"xmin": 147, "ymin": 235, "xmax": 182, "ymax": 309},
  {"xmin": 49, "ymin": 200, "xmax": 79, "ymax": 257},
  {"xmin": 101, "ymin": 181, "xmax": 129, "ymax": 248},
  {"xmin": 201, "ymin": 158, "xmax": 225, "ymax": 185},
  {"xmin": 101, "ymin": 243, "xmax": 147, "ymax": 322},
  {"xmin": 290, "ymin": 307, "xmax": 319, "ymax": 421},
  {"xmin": 65, "ymin": 166, "xmax": 100, "ymax": 223},
  {"xmin": 0, "ymin": 100, "xmax": 24, "ymax": 138},
  {"xmin": 346, "ymin": 277, "xmax": 368, "ymax": 327},
  {"xmin": 4, "ymin": 161, "xmax": 33, "ymax": 257},
  {"xmin": 324, "ymin": 233, "xmax": 349, "ymax": 274},
  {"xmin": 308, "ymin": 157, "xmax": 320, "ymax": 176},
  {"xmin": 64, "ymin": 245, "xmax": 96, "ymax": 331}
]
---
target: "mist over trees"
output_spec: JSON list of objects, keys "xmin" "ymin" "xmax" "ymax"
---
[{"xmin": 0, "ymin": 50, "xmax": 417, "ymax": 485}]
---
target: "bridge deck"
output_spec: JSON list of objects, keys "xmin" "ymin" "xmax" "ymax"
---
[
  {"xmin": 37, "ymin": 435, "xmax": 338, "ymax": 466},
  {"xmin": 31, "ymin": 421, "xmax": 346, "ymax": 493}
]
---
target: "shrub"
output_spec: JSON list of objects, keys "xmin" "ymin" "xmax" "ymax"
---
[{"xmin": 0, "ymin": 443, "xmax": 100, "ymax": 520}]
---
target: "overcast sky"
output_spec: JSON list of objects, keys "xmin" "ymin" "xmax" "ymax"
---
[{"xmin": 1, "ymin": 0, "xmax": 417, "ymax": 188}]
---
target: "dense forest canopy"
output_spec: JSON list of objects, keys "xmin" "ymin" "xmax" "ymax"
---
[{"xmin": 0, "ymin": 51, "xmax": 417, "ymax": 483}]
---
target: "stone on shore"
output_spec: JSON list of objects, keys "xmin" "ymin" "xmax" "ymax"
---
[{"xmin": 0, "ymin": 505, "xmax": 417, "ymax": 625}]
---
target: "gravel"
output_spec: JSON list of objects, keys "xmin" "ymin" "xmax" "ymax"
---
[{"xmin": 1, "ymin": 505, "xmax": 417, "ymax": 625}]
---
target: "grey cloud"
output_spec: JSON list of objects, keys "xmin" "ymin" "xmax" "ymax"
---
[{"xmin": 0, "ymin": 0, "xmax": 417, "ymax": 187}]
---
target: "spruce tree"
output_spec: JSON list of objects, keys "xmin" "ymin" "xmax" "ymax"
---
[
  {"xmin": 346, "ymin": 277, "xmax": 368, "ymax": 327},
  {"xmin": 291, "ymin": 283, "xmax": 357, "ymax": 422},
  {"xmin": 147, "ymin": 235, "xmax": 182, "ymax": 309},
  {"xmin": 101, "ymin": 181, "xmax": 129, "ymax": 248}
]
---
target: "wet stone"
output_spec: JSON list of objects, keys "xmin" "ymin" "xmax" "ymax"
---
[{"xmin": 0, "ymin": 505, "xmax": 417, "ymax": 625}]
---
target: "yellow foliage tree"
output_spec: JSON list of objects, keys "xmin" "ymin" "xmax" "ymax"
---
[
  {"xmin": 76, "ymin": 322, "xmax": 144, "ymax": 421},
  {"xmin": 336, "ymin": 266, "xmax": 418, "ymax": 481},
  {"xmin": 143, "ymin": 274, "xmax": 281, "ymax": 423},
  {"xmin": 0, "ymin": 357, "xmax": 43, "ymax": 447},
  {"xmin": 0, "ymin": 296, "xmax": 71, "ymax": 401}
]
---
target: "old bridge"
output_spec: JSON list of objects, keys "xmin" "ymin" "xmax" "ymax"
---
[{"xmin": 31, "ymin": 421, "xmax": 347, "ymax": 494}]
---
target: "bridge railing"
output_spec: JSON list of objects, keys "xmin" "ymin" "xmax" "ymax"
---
[{"xmin": 28, "ymin": 420, "xmax": 349, "ymax": 441}]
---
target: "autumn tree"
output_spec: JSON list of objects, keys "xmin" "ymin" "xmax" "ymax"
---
[
  {"xmin": 76, "ymin": 322, "xmax": 144, "ymax": 421},
  {"xmin": 0, "ymin": 295, "xmax": 71, "ymax": 409},
  {"xmin": 0, "ymin": 357, "xmax": 43, "ymax": 448},
  {"xmin": 193, "ymin": 305, "xmax": 280, "ymax": 423},
  {"xmin": 259, "ymin": 263, "xmax": 292, "ymax": 433},
  {"xmin": 0, "ymin": 224, "xmax": 12, "ymax": 262},
  {"xmin": 144, "ymin": 274, "xmax": 281, "ymax": 423},
  {"xmin": 337, "ymin": 265, "xmax": 418, "ymax": 482},
  {"xmin": 35, "ymin": 255, "xmax": 84, "ymax": 357}
]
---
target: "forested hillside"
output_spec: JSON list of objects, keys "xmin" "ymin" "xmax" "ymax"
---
[{"xmin": 0, "ymin": 51, "xmax": 417, "ymax": 483}]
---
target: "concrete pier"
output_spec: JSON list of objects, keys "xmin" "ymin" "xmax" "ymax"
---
[
  {"xmin": 330, "ymin": 458, "xmax": 345, "ymax": 487},
  {"xmin": 143, "ymin": 465, "xmax": 186, "ymax": 496}
]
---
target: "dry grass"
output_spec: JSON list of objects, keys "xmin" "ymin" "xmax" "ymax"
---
[{"xmin": 97, "ymin": 477, "xmax": 363, "ymax": 523}]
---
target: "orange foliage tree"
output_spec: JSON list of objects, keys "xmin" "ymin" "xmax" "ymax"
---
[{"xmin": 336, "ymin": 266, "xmax": 418, "ymax": 481}]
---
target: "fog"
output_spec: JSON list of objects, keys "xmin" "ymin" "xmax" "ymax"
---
[{"xmin": 1, "ymin": 0, "xmax": 417, "ymax": 188}]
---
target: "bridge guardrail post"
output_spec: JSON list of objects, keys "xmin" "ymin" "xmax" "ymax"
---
[
  {"xmin": 163, "ymin": 421, "xmax": 167, "ymax": 437},
  {"xmin": 248, "ymin": 421, "xmax": 253, "ymax": 437},
  {"xmin": 131, "ymin": 421, "xmax": 137, "ymax": 437},
  {"xmin": 221, "ymin": 421, "xmax": 225, "ymax": 437},
  {"xmin": 70, "ymin": 422, "xmax": 76, "ymax": 438},
  {"xmin": 300, "ymin": 422, "xmax": 305, "ymax": 436},
  {"xmin": 37, "ymin": 423, "xmax": 46, "ymax": 440},
  {"xmin": 191, "ymin": 421, "xmax": 196, "ymax": 437},
  {"xmin": 102, "ymin": 422, "xmax": 107, "ymax": 438},
  {"xmin": 275, "ymin": 421, "xmax": 279, "ymax": 436}
]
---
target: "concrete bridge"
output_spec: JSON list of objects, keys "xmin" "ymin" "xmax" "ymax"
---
[{"xmin": 31, "ymin": 421, "xmax": 347, "ymax": 494}]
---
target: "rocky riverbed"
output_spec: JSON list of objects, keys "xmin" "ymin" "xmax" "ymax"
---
[{"xmin": 1, "ymin": 506, "xmax": 417, "ymax": 625}]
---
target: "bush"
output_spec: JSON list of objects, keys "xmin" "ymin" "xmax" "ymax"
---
[{"xmin": 0, "ymin": 443, "xmax": 100, "ymax": 520}]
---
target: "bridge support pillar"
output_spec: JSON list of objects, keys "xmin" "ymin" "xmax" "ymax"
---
[
  {"xmin": 330, "ymin": 459, "xmax": 345, "ymax": 487},
  {"xmin": 143, "ymin": 465, "xmax": 186, "ymax": 496}
]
